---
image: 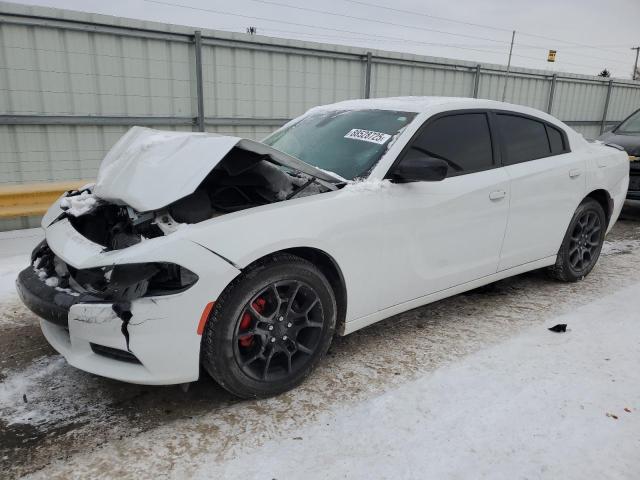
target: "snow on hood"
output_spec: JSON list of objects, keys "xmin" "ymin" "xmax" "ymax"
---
[{"xmin": 93, "ymin": 127, "xmax": 343, "ymax": 212}]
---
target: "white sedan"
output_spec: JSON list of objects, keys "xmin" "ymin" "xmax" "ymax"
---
[{"xmin": 16, "ymin": 97, "xmax": 629, "ymax": 398}]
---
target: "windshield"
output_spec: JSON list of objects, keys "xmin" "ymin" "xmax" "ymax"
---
[
  {"xmin": 617, "ymin": 109, "xmax": 640, "ymax": 134},
  {"xmin": 263, "ymin": 109, "xmax": 416, "ymax": 180}
]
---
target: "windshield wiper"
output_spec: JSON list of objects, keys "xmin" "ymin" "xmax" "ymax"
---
[
  {"xmin": 278, "ymin": 162, "xmax": 343, "ymax": 192},
  {"xmin": 285, "ymin": 177, "xmax": 317, "ymax": 200}
]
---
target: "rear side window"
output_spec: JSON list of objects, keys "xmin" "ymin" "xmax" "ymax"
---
[
  {"xmin": 409, "ymin": 113, "xmax": 494, "ymax": 176},
  {"xmin": 497, "ymin": 114, "xmax": 551, "ymax": 165},
  {"xmin": 546, "ymin": 124, "xmax": 565, "ymax": 154}
]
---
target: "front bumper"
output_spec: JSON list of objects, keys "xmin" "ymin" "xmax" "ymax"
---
[
  {"xmin": 18, "ymin": 218, "xmax": 240, "ymax": 385},
  {"xmin": 16, "ymin": 266, "xmax": 93, "ymax": 328}
]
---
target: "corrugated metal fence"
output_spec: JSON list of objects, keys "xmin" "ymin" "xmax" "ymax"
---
[{"xmin": 2, "ymin": 1, "xmax": 640, "ymax": 229}]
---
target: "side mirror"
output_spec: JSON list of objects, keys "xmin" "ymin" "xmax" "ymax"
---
[{"xmin": 390, "ymin": 153, "xmax": 449, "ymax": 183}]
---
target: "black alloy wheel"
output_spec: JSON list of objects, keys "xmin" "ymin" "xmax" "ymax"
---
[
  {"xmin": 548, "ymin": 198, "xmax": 606, "ymax": 282},
  {"xmin": 567, "ymin": 210, "xmax": 602, "ymax": 272},
  {"xmin": 233, "ymin": 280, "xmax": 325, "ymax": 382},
  {"xmin": 201, "ymin": 254, "xmax": 336, "ymax": 398}
]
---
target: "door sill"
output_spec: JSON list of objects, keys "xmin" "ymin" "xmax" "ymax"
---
[{"xmin": 343, "ymin": 255, "xmax": 557, "ymax": 335}]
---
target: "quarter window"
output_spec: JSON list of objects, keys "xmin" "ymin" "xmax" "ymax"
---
[
  {"xmin": 407, "ymin": 113, "xmax": 494, "ymax": 177},
  {"xmin": 496, "ymin": 114, "xmax": 551, "ymax": 165},
  {"xmin": 546, "ymin": 124, "xmax": 565, "ymax": 154}
]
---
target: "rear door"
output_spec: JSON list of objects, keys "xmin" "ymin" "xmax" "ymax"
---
[{"xmin": 495, "ymin": 112, "xmax": 586, "ymax": 271}]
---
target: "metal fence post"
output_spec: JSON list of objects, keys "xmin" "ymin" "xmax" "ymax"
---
[
  {"xmin": 600, "ymin": 79, "xmax": 613, "ymax": 135},
  {"xmin": 547, "ymin": 74, "xmax": 557, "ymax": 114},
  {"xmin": 364, "ymin": 51, "xmax": 372, "ymax": 99},
  {"xmin": 473, "ymin": 64, "xmax": 481, "ymax": 98},
  {"xmin": 193, "ymin": 30, "xmax": 205, "ymax": 132}
]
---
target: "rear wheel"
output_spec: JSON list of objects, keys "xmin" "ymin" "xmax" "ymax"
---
[
  {"xmin": 548, "ymin": 198, "xmax": 606, "ymax": 282},
  {"xmin": 201, "ymin": 254, "xmax": 336, "ymax": 398}
]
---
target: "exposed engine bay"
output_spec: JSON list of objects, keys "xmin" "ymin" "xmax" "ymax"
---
[
  {"xmin": 59, "ymin": 146, "xmax": 336, "ymax": 252},
  {"xmin": 26, "ymin": 130, "xmax": 344, "ymax": 350}
]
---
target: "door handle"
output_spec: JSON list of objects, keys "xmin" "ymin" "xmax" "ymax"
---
[
  {"xmin": 569, "ymin": 168, "xmax": 582, "ymax": 178},
  {"xmin": 489, "ymin": 190, "xmax": 506, "ymax": 200}
]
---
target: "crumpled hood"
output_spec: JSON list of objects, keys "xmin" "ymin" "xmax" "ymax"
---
[{"xmin": 93, "ymin": 127, "xmax": 342, "ymax": 212}]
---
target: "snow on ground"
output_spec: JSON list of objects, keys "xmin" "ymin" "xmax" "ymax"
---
[
  {"xmin": 0, "ymin": 255, "xmax": 26, "ymax": 304},
  {"xmin": 601, "ymin": 238, "xmax": 640, "ymax": 256},
  {"xmin": 21, "ymin": 273, "xmax": 640, "ymax": 480},
  {"xmin": 0, "ymin": 229, "xmax": 42, "ymax": 327},
  {"xmin": 2, "ymin": 216, "xmax": 640, "ymax": 479},
  {"xmin": 0, "ymin": 353, "xmax": 117, "ymax": 428},
  {"xmin": 194, "ymin": 283, "xmax": 640, "ymax": 480},
  {"xmin": 0, "ymin": 228, "xmax": 43, "ymax": 262},
  {"xmin": 0, "ymin": 356, "xmax": 67, "ymax": 425}
]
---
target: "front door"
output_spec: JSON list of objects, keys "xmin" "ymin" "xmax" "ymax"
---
[{"xmin": 377, "ymin": 111, "xmax": 510, "ymax": 309}]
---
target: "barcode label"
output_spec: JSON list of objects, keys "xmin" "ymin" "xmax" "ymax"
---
[{"xmin": 344, "ymin": 129, "xmax": 391, "ymax": 145}]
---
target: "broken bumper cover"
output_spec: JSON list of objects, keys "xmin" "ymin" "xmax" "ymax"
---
[
  {"xmin": 19, "ymin": 218, "xmax": 240, "ymax": 385},
  {"xmin": 16, "ymin": 267, "xmax": 100, "ymax": 327}
]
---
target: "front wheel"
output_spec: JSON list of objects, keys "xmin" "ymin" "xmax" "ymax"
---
[
  {"xmin": 548, "ymin": 198, "xmax": 606, "ymax": 282},
  {"xmin": 201, "ymin": 254, "xmax": 336, "ymax": 398}
]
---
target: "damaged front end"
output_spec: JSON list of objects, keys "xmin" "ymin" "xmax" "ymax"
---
[
  {"xmin": 16, "ymin": 225, "xmax": 240, "ymax": 383},
  {"xmin": 19, "ymin": 239, "xmax": 199, "ymax": 352},
  {"xmin": 16, "ymin": 127, "xmax": 340, "ymax": 383},
  {"xmin": 54, "ymin": 127, "xmax": 341, "ymax": 251},
  {"xmin": 23, "ymin": 127, "xmax": 336, "ymax": 333}
]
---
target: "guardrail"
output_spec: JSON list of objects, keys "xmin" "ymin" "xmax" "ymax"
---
[{"xmin": 0, "ymin": 181, "xmax": 90, "ymax": 219}]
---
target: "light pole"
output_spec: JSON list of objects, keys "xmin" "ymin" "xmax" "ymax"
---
[
  {"xmin": 502, "ymin": 30, "xmax": 516, "ymax": 102},
  {"xmin": 632, "ymin": 46, "xmax": 640, "ymax": 81}
]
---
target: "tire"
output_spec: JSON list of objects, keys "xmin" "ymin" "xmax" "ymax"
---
[
  {"xmin": 548, "ymin": 198, "xmax": 606, "ymax": 282},
  {"xmin": 201, "ymin": 253, "xmax": 336, "ymax": 399}
]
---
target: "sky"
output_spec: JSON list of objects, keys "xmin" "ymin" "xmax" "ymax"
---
[{"xmin": 9, "ymin": 0, "xmax": 640, "ymax": 78}]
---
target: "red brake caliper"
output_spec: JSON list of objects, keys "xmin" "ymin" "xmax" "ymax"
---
[{"xmin": 239, "ymin": 297, "xmax": 266, "ymax": 348}]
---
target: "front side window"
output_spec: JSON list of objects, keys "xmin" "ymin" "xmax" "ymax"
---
[
  {"xmin": 616, "ymin": 109, "xmax": 640, "ymax": 134},
  {"xmin": 497, "ymin": 114, "xmax": 551, "ymax": 165},
  {"xmin": 403, "ymin": 113, "xmax": 494, "ymax": 177},
  {"xmin": 263, "ymin": 109, "xmax": 416, "ymax": 180}
]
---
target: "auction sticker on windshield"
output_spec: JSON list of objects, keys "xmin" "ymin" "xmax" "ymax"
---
[{"xmin": 344, "ymin": 129, "xmax": 391, "ymax": 144}]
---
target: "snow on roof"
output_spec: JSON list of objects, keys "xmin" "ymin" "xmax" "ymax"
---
[
  {"xmin": 310, "ymin": 96, "xmax": 578, "ymax": 139},
  {"xmin": 313, "ymin": 96, "xmax": 541, "ymax": 116}
]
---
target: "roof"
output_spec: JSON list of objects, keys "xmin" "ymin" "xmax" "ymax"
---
[
  {"xmin": 308, "ymin": 96, "xmax": 586, "ymax": 146},
  {"xmin": 312, "ymin": 96, "xmax": 567, "ymax": 128},
  {"xmin": 317, "ymin": 96, "xmax": 534, "ymax": 114}
]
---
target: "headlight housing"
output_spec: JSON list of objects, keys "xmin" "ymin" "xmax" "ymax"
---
[
  {"xmin": 72, "ymin": 262, "xmax": 199, "ymax": 300},
  {"xmin": 32, "ymin": 241, "xmax": 199, "ymax": 302}
]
